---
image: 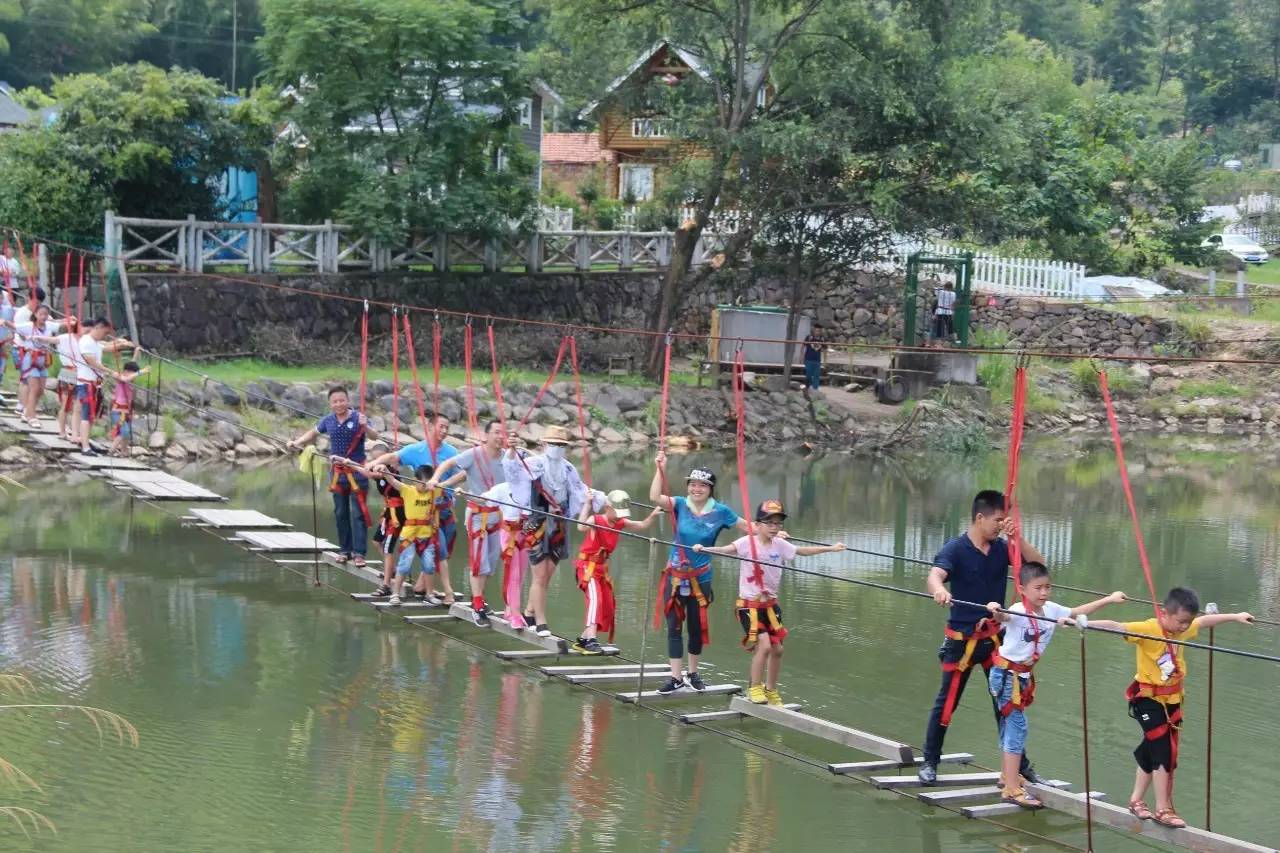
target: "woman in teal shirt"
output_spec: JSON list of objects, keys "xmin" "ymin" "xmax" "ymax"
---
[{"xmin": 650, "ymin": 451, "xmax": 750, "ymax": 695}]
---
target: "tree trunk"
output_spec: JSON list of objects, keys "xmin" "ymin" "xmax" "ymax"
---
[
  {"xmin": 781, "ymin": 242, "xmax": 804, "ymax": 386},
  {"xmin": 645, "ymin": 153, "xmax": 730, "ymax": 378}
]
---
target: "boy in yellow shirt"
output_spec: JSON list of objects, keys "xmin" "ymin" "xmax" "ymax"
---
[
  {"xmin": 335, "ymin": 457, "xmax": 444, "ymax": 606},
  {"xmin": 1091, "ymin": 586, "xmax": 1252, "ymax": 829}
]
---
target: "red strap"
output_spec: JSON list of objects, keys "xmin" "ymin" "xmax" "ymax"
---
[
  {"xmin": 76, "ymin": 253, "xmax": 85, "ymax": 324},
  {"xmin": 513, "ymin": 335, "xmax": 568, "ymax": 433},
  {"xmin": 431, "ymin": 316, "xmax": 442, "ymax": 432},
  {"xmin": 390, "ymin": 308, "xmax": 400, "ymax": 441},
  {"xmin": 568, "ymin": 335, "xmax": 592, "ymax": 487},
  {"xmin": 487, "ymin": 324, "xmax": 510, "ymax": 446},
  {"xmin": 1100, "ymin": 369, "xmax": 1177, "ymax": 665},
  {"xmin": 2, "ymin": 238, "xmax": 12, "ymax": 306},
  {"xmin": 654, "ymin": 332, "xmax": 693, "ymax": 564},
  {"xmin": 402, "ymin": 313, "xmax": 437, "ymax": 454},
  {"xmin": 62, "ymin": 251, "xmax": 71, "ymax": 319},
  {"xmin": 1004, "ymin": 365, "xmax": 1039, "ymax": 653},
  {"xmin": 357, "ymin": 301, "xmax": 369, "ymax": 423},
  {"xmin": 732, "ymin": 347, "xmax": 763, "ymax": 590},
  {"xmin": 463, "ymin": 320, "xmax": 479, "ymax": 439}
]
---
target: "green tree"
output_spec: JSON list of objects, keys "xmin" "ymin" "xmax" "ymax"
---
[
  {"xmin": 1093, "ymin": 0, "xmax": 1154, "ymax": 93},
  {"xmin": 0, "ymin": 0, "xmax": 155, "ymax": 89},
  {"xmin": 134, "ymin": 0, "xmax": 264, "ymax": 90},
  {"xmin": 261, "ymin": 0, "xmax": 536, "ymax": 241},
  {"xmin": 0, "ymin": 64, "xmax": 267, "ymax": 242}
]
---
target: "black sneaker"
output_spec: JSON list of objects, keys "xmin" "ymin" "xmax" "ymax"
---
[
  {"xmin": 917, "ymin": 763, "xmax": 938, "ymax": 786},
  {"xmin": 523, "ymin": 612, "xmax": 537, "ymax": 627},
  {"xmin": 656, "ymin": 677, "xmax": 685, "ymax": 695},
  {"xmin": 573, "ymin": 637, "xmax": 604, "ymax": 655},
  {"xmin": 1020, "ymin": 763, "xmax": 1043, "ymax": 785},
  {"xmin": 373, "ymin": 585, "xmax": 392, "ymax": 597},
  {"xmin": 685, "ymin": 671, "xmax": 706, "ymax": 691},
  {"xmin": 473, "ymin": 608, "xmax": 491, "ymax": 627}
]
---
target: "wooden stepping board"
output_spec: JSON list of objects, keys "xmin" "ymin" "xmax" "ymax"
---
[
  {"xmin": 403, "ymin": 614, "xmax": 457, "ymax": 623},
  {"xmin": 105, "ymin": 470, "xmax": 225, "ymax": 501},
  {"xmin": 233, "ymin": 530, "xmax": 337, "ymax": 552},
  {"xmin": 1021, "ymin": 785, "xmax": 1276, "ymax": 853},
  {"xmin": 69, "ymin": 453, "xmax": 150, "ymax": 470},
  {"xmin": 829, "ymin": 753, "xmax": 973, "ymax": 775},
  {"xmin": 448, "ymin": 603, "xmax": 622, "ymax": 656},
  {"xmin": 186, "ymin": 509, "xmax": 291, "ymax": 529},
  {"xmin": 616, "ymin": 684, "xmax": 741, "ymax": 704},
  {"xmin": 680, "ymin": 703, "xmax": 802, "ymax": 723},
  {"xmin": 961, "ymin": 791, "xmax": 1105, "ymax": 819},
  {"xmin": 373, "ymin": 599, "xmax": 448, "ymax": 611},
  {"xmin": 27, "ymin": 432, "xmax": 80, "ymax": 452},
  {"xmin": 729, "ymin": 697, "xmax": 915, "ymax": 763},
  {"xmin": 563, "ymin": 671, "xmax": 672, "ymax": 684},
  {"xmin": 495, "ymin": 649, "xmax": 564, "ymax": 660},
  {"xmin": 541, "ymin": 664, "xmax": 668, "ymax": 676},
  {"xmin": 0, "ymin": 415, "xmax": 57, "ymax": 434},
  {"xmin": 872, "ymin": 772, "xmax": 1000, "ymax": 790},
  {"xmin": 918, "ymin": 779, "xmax": 1071, "ymax": 806},
  {"xmin": 321, "ymin": 552, "xmax": 384, "ymax": 582}
]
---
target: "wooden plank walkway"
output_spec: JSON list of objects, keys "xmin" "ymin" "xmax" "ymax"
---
[
  {"xmin": 872, "ymin": 772, "xmax": 1000, "ymax": 790},
  {"xmin": 680, "ymin": 704, "xmax": 802, "ymax": 723},
  {"xmin": 617, "ymin": 684, "xmax": 741, "ymax": 704},
  {"xmin": 828, "ymin": 753, "xmax": 973, "ymax": 774},
  {"xmin": 564, "ymin": 671, "xmax": 671, "ymax": 684},
  {"xmin": 26, "ymin": 432, "xmax": 80, "ymax": 452},
  {"xmin": 541, "ymin": 664, "xmax": 668, "ymax": 676},
  {"xmin": 0, "ymin": 415, "xmax": 57, "ymax": 434},
  {"xmin": 104, "ymin": 470, "xmax": 225, "ymax": 502},
  {"xmin": 185, "ymin": 509, "xmax": 291, "ymax": 529},
  {"xmin": 233, "ymin": 530, "xmax": 338, "ymax": 553},
  {"xmin": 728, "ymin": 697, "xmax": 915, "ymax": 763},
  {"xmin": 68, "ymin": 453, "xmax": 150, "ymax": 470},
  {"xmin": 446, "ymin": 602, "xmax": 622, "ymax": 656}
]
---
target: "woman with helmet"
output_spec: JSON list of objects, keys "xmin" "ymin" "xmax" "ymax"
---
[{"xmin": 649, "ymin": 451, "xmax": 751, "ymax": 695}]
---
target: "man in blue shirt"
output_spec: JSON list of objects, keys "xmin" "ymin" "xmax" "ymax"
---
[
  {"xmin": 802, "ymin": 323, "xmax": 825, "ymax": 392},
  {"xmin": 918, "ymin": 489, "xmax": 1045, "ymax": 786},
  {"xmin": 287, "ymin": 386, "xmax": 379, "ymax": 567},
  {"xmin": 369, "ymin": 413, "xmax": 460, "ymax": 602}
]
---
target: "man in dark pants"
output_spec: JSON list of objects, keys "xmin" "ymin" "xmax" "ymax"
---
[{"xmin": 918, "ymin": 489, "xmax": 1046, "ymax": 785}]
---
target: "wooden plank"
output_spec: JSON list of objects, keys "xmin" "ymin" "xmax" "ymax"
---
[
  {"xmin": 917, "ymin": 786, "xmax": 1001, "ymax": 805},
  {"xmin": 616, "ymin": 684, "xmax": 741, "ymax": 704},
  {"xmin": 872, "ymin": 772, "xmax": 1000, "ymax": 790},
  {"xmin": 66, "ymin": 452, "xmax": 150, "ymax": 469},
  {"xmin": 495, "ymin": 649, "xmax": 564, "ymax": 660},
  {"xmin": 728, "ymin": 697, "xmax": 915, "ymax": 764},
  {"xmin": 962, "ymin": 792, "xmax": 1106, "ymax": 820},
  {"xmin": 680, "ymin": 703, "xmax": 802, "ymax": 723},
  {"xmin": 372, "ymin": 599, "xmax": 447, "ymax": 611},
  {"xmin": 448, "ymin": 603, "xmax": 570, "ymax": 654},
  {"xmin": 403, "ymin": 614, "xmax": 457, "ymax": 623},
  {"xmin": 234, "ymin": 530, "xmax": 338, "ymax": 552},
  {"xmin": 187, "ymin": 508, "xmax": 290, "ymax": 529},
  {"xmin": 541, "ymin": 664, "xmax": 668, "ymax": 675},
  {"xmin": 829, "ymin": 753, "xmax": 973, "ymax": 775},
  {"xmin": 0, "ymin": 416, "xmax": 57, "ymax": 434},
  {"xmin": 563, "ymin": 671, "xmax": 671, "ymax": 684},
  {"xmin": 26, "ymin": 432, "xmax": 79, "ymax": 452},
  {"xmin": 1025, "ymin": 785, "xmax": 1276, "ymax": 853}
]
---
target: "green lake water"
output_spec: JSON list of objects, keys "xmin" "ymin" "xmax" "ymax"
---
[{"xmin": 2, "ymin": 441, "xmax": 1279, "ymax": 851}]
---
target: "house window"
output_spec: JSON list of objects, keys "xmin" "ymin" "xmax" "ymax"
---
[
  {"xmin": 620, "ymin": 164, "xmax": 655, "ymax": 201},
  {"xmin": 517, "ymin": 99, "xmax": 533, "ymax": 129},
  {"xmin": 631, "ymin": 118, "xmax": 669, "ymax": 138}
]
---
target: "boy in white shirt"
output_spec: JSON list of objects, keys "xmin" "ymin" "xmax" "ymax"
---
[
  {"xmin": 695, "ymin": 499, "xmax": 844, "ymax": 706},
  {"xmin": 984, "ymin": 562, "xmax": 1125, "ymax": 809}
]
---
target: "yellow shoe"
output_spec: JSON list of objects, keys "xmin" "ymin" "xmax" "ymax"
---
[
  {"xmin": 746, "ymin": 684, "xmax": 767, "ymax": 704},
  {"xmin": 764, "ymin": 687, "xmax": 783, "ymax": 706}
]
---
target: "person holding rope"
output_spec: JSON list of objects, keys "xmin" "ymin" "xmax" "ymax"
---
[
  {"xmin": 107, "ymin": 355, "xmax": 147, "ymax": 457},
  {"xmin": 5, "ymin": 301, "xmax": 62, "ymax": 426},
  {"xmin": 503, "ymin": 424, "xmax": 587, "ymax": 638},
  {"xmin": 430, "ymin": 419, "xmax": 507, "ymax": 623},
  {"xmin": 572, "ymin": 489, "xmax": 660, "ymax": 654},
  {"xmin": 695, "ymin": 499, "xmax": 845, "ymax": 705},
  {"xmin": 981, "ymin": 563, "xmax": 1126, "ymax": 809},
  {"xmin": 52, "ymin": 317, "xmax": 81, "ymax": 440},
  {"xmin": 369, "ymin": 413, "xmax": 460, "ymax": 603},
  {"xmin": 918, "ymin": 489, "xmax": 1046, "ymax": 786},
  {"xmin": 73, "ymin": 318, "xmax": 134, "ymax": 455},
  {"xmin": 286, "ymin": 386, "xmax": 379, "ymax": 567},
  {"xmin": 649, "ymin": 452, "xmax": 751, "ymax": 695},
  {"xmin": 1090, "ymin": 587, "xmax": 1253, "ymax": 828}
]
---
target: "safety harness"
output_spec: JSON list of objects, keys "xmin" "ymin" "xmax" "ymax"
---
[
  {"xmin": 736, "ymin": 596, "xmax": 787, "ymax": 650},
  {"xmin": 575, "ymin": 516, "xmax": 624, "ymax": 642},
  {"xmin": 329, "ymin": 459, "xmax": 372, "ymax": 527},
  {"xmin": 991, "ymin": 653, "xmax": 1037, "ymax": 716},
  {"xmin": 939, "ymin": 617, "xmax": 1003, "ymax": 726},
  {"xmin": 467, "ymin": 501, "xmax": 502, "ymax": 577}
]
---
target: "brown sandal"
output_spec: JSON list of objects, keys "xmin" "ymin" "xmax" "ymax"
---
[
  {"xmin": 1128, "ymin": 800, "xmax": 1154, "ymax": 820},
  {"xmin": 1001, "ymin": 787, "xmax": 1044, "ymax": 810},
  {"xmin": 1154, "ymin": 808, "xmax": 1186, "ymax": 828}
]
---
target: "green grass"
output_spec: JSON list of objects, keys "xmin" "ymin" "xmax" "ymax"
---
[
  {"xmin": 1245, "ymin": 258, "xmax": 1280, "ymax": 287},
  {"xmin": 139, "ymin": 357, "xmax": 694, "ymax": 392},
  {"xmin": 1175, "ymin": 377, "xmax": 1250, "ymax": 398}
]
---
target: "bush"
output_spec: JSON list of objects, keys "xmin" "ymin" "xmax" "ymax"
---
[
  {"xmin": 926, "ymin": 420, "xmax": 990, "ymax": 456},
  {"xmin": 634, "ymin": 200, "xmax": 677, "ymax": 231},
  {"xmin": 593, "ymin": 199, "xmax": 624, "ymax": 230},
  {"xmin": 1071, "ymin": 361, "xmax": 1142, "ymax": 398}
]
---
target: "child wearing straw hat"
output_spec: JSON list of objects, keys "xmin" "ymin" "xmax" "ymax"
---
[{"xmin": 572, "ymin": 489, "xmax": 660, "ymax": 654}]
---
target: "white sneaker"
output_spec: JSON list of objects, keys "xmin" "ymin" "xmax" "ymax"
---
[{"xmin": 388, "ymin": 595, "xmax": 402, "ymax": 606}]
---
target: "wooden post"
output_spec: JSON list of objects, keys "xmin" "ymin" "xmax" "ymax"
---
[
  {"xmin": 526, "ymin": 233, "xmax": 542, "ymax": 273},
  {"xmin": 483, "ymin": 237, "xmax": 499, "ymax": 272},
  {"xmin": 322, "ymin": 219, "xmax": 335, "ymax": 273},
  {"xmin": 1236, "ymin": 268, "xmax": 1245, "ymax": 298},
  {"xmin": 118, "ymin": 264, "xmax": 141, "ymax": 347},
  {"xmin": 246, "ymin": 225, "xmax": 259, "ymax": 273},
  {"xmin": 435, "ymin": 233, "xmax": 448, "ymax": 272},
  {"xmin": 1208, "ymin": 269, "xmax": 1216, "ymax": 296},
  {"xmin": 575, "ymin": 233, "xmax": 590, "ymax": 271},
  {"xmin": 103, "ymin": 210, "xmax": 117, "ymax": 278},
  {"xmin": 186, "ymin": 214, "xmax": 198, "ymax": 270},
  {"xmin": 620, "ymin": 232, "xmax": 632, "ymax": 270},
  {"xmin": 36, "ymin": 243, "xmax": 49, "ymax": 293}
]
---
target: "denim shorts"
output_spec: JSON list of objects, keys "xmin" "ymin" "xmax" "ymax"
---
[
  {"xmin": 989, "ymin": 667, "xmax": 1030, "ymax": 755},
  {"xmin": 19, "ymin": 351, "xmax": 47, "ymax": 380},
  {"xmin": 77, "ymin": 383, "xmax": 96, "ymax": 419},
  {"xmin": 110, "ymin": 411, "xmax": 132, "ymax": 440},
  {"xmin": 396, "ymin": 540, "xmax": 438, "ymax": 576}
]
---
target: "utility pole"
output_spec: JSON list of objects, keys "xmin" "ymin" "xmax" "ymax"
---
[{"xmin": 231, "ymin": 0, "xmax": 238, "ymax": 92}]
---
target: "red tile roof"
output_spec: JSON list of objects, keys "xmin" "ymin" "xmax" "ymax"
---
[{"xmin": 542, "ymin": 132, "xmax": 615, "ymax": 164}]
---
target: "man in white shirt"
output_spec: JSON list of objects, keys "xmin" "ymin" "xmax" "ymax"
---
[
  {"xmin": 932, "ymin": 281, "xmax": 957, "ymax": 346},
  {"xmin": 75, "ymin": 318, "xmax": 134, "ymax": 454}
]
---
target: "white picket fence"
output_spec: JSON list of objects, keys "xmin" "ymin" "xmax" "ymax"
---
[
  {"xmin": 893, "ymin": 241, "xmax": 1088, "ymax": 300},
  {"xmin": 1238, "ymin": 193, "xmax": 1276, "ymax": 215}
]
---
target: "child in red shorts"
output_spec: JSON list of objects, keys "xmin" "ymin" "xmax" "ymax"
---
[{"xmin": 571, "ymin": 489, "xmax": 658, "ymax": 654}]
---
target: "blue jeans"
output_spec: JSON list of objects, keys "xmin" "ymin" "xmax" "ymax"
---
[
  {"xmin": 989, "ymin": 668, "xmax": 1030, "ymax": 755},
  {"xmin": 396, "ymin": 540, "xmax": 438, "ymax": 576},
  {"xmin": 332, "ymin": 489, "xmax": 369, "ymax": 557},
  {"xmin": 804, "ymin": 360, "xmax": 820, "ymax": 390}
]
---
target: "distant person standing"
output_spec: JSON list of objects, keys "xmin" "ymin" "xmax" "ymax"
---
[
  {"xmin": 932, "ymin": 282, "xmax": 956, "ymax": 346},
  {"xmin": 802, "ymin": 323, "xmax": 826, "ymax": 392}
]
